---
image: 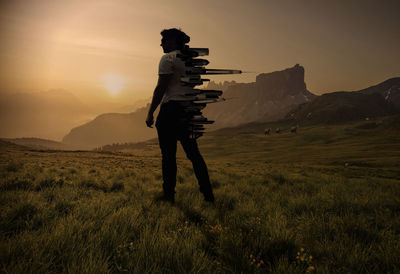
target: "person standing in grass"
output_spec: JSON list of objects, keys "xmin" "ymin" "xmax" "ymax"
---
[{"xmin": 145, "ymin": 28, "xmax": 214, "ymax": 203}]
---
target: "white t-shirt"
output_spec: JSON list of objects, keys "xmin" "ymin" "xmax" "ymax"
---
[{"xmin": 158, "ymin": 50, "xmax": 192, "ymax": 103}]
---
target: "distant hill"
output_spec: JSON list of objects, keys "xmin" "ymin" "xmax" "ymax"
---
[
  {"xmin": 204, "ymin": 64, "xmax": 316, "ymax": 129},
  {"xmin": 0, "ymin": 139, "xmax": 29, "ymax": 151},
  {"xmin": 117, "ymin": 97, "xmax": 151, "ymax": 113},
  {"xmin": 2, "ymin": 137, "xmax": 77, "ymax": 150},
  {"xmin": 62, "ymin": 105, "xmax": 156, "ymax": 149},
  {"xmin": 287, "ymin": 78, "xmax": 400, "ymax": 124},
  {"xmin": 358, "ymin": 78, "xmax": 400, "ymax": 108}
]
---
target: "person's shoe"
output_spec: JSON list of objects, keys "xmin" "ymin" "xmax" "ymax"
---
[
  {"xmin": 154, "ymin": 192, "xmax": 175, "ymax": 203},
  {"xmin": 203, "ymin": 192, "xmax": 215, "ymax": 203}
]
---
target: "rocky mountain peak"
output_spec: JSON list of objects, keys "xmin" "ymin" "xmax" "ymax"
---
[
  {"xmin": 204, "ymin": 64, "xmax": 316, "ymax": 129},
  {"xmin": 255, "ymin": 64, "xmax": 307, "ymax": 99}
]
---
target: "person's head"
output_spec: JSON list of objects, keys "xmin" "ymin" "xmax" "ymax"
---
[{"xmin": 160, "ymin": 28, "xmax": 190, "ymax": 53}]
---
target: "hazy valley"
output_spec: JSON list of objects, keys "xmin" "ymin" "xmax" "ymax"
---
[{"xmin": 0, "ymin": 90, "xmax": 150, "ymax": 142}]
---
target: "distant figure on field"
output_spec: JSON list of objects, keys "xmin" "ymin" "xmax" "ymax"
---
[
  {"xmin": 264, "ymin": 128, "xmax": 271, "ymax": 135},
  {"xmin": 276, "ymin": 128, "xmax": 281, "ymax": 134},
  {"xmin": 146, "ymin": 28, "xmax": 214, "ymax": 203},
  {"xmin": 290, "ymin": 126, "xmax": 297, "ymax": 133}
]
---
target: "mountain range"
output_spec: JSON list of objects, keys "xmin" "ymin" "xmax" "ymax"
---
[
  {"xmin": 61, "ymin": 65, "xmax": 399, "ymax": 149},
  {"xmin": 62, "ymin": 105, "xmax": 156, "ymax": 149},
  {"xmin": 5, "ymin": 65, "xmax": 398, "ymax": 150},
  {"xmin": 286, "ymin": 78, "xmax": 400, "ymax": 124}
]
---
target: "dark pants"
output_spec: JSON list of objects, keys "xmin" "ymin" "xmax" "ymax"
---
[{"xmin": 156, "ymin": 101, "xmax": 213, "ymax": 197}]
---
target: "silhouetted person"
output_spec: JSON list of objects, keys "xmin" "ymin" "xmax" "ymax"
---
[{"xmin": 146, "ymin": 28, "xmax": 214, "ymax": 203}]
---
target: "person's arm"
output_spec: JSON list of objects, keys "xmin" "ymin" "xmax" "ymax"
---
[{"xmin": 146, "ymin": 74, "xmax": 173, "ymax": 127}]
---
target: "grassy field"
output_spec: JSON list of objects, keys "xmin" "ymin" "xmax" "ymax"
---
[{"xmin": 1, "ymin": 116, "xmax": 400, "ymax": 273}]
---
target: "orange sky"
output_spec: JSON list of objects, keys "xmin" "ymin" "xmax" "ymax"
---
[{"xmin": 0, "ymin": 0, "xmax": 399, "ymax": 104}]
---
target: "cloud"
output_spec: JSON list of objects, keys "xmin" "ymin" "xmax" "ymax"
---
[{"xmin": 53, "ymin": 36, "xmax": 153, "ymax": 61}]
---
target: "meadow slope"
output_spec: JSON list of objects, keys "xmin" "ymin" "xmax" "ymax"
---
[{"xmin": 1, "ymin": 116, "xmax": 399, "ymax": 273}]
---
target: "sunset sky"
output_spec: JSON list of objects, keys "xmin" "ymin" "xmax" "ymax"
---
[{"xmin": 0, "ymin": 0, "xmax": 399, "ymax": 104}]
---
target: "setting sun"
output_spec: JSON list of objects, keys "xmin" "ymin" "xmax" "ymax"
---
[{"xmin": 101, "ymin": 73, "xmax": 128, "ymax": 95}]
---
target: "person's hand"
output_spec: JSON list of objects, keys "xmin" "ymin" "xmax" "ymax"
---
[{"xmin": 146, "ymin": 113, "xmax": 154, "ymax": 128}]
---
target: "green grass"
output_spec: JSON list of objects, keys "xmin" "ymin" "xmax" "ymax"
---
[{"xmin": 1, "ymin": 117, "xmax": 400, "ymax": 273}]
